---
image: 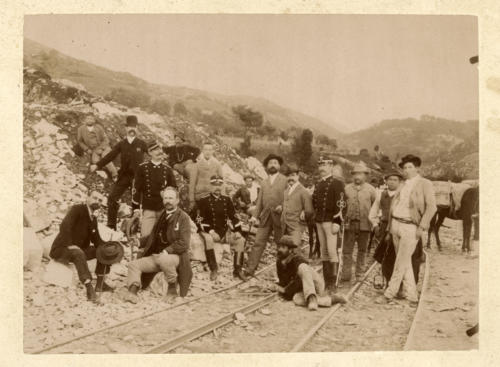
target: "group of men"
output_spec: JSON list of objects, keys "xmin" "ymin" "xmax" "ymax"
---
[{"xmin": 49, "ymin": 114, "xmax": 437, "ymax": 311}]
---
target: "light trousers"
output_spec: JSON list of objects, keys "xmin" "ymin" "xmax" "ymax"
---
[
  {"xmin": 315, "ymin": 222, "xmax": 339, "ymax": 262},
  {"xmin": 297, "ymin": 263, "xmax": 325, "ymax": 299},
  {"xmin": 127, "ymin": 253, "xmax": 180, "ymax": 288},
  {"xmin": 141, "ymin": 209, "xmax": 163, "ymax": 238}
]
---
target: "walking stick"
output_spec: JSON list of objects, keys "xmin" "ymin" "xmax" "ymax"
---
[{"xmin": 335, "ymin": 192, "xmax": 346, "ymax": 288}]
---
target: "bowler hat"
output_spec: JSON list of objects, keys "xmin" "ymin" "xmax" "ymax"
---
[
  {"xmin": 96, "ymin": 241, "xmax": 124, "ymax": 265},
  {"xmin": 278, "ymin": 235, "xmax": 298, "ymax": 248},
  {"xmin": 351, "ymin": 163, "xmax": 370, "ymax": 175},
  {"xmin": 398, "ymin": 154, "xmax": 422, "ymax": 168},
  {"xmin": 263, "ymin": 153, "xmax": 284, "ymax": 167},
  {"xmin": 126, "ymin": 115, "xmax": 138, "ymax": 127},
  {"xmin": 285, "ymin": 163, "xmax": 300, "ymax": 176},
  {"xmin": 384, "ymin": 170, "xmax": 404, "ymax": 180}
]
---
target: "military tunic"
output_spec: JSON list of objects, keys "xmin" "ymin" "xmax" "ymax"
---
[
  {"xmin": 131, "ymin": 161, "xmax": 177, "ymax": 211},
  {"xmin": 312, "ymin": 175, "xmax": 346, "ymax": 224},
  {"xmin": 196, "ymin": 194, "xmax": 242, "ymax": 239}
]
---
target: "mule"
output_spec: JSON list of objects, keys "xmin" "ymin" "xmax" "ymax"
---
[{"xmin": 427, "ymin": 187, "xmax": 479, "ymax": 253}]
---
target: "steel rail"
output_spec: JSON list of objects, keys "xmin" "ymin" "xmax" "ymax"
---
[{"xmin": 33, "ymin": 243, "xmax": 309, "ymax": 354}]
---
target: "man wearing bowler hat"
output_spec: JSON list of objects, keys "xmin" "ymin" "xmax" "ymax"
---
[
  {"xmin": 91, "ymin": 115, "xmax": 148, "ymax": 230},
  {"xmin": 49, "ymin": 191, "xmax": 124, "ymax": 302},
  {"xmin": 382, "ymin": 154, "xmax": 436, "ymax": 306},
  {"xmin": 343, "ymin": 163, "xmax": 377, "ymax": 282},
  {"xmin": 243, "ymin": 153, "xmax": 288, "ymax": 279},
  {"xmin": 162, "ymin": 132, "xmax": 200, "ymax": 179},
  {"xmin": 131, "ymin": 140, "xmax": 177, "ymax": 238}
]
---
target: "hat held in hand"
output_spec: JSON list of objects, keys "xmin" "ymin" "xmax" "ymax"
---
[{"xmin": 96, "ymin": 241, "xmax": 124, "ymax": 265}]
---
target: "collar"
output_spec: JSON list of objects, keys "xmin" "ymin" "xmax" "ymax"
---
[
  {"xmin": 86, "ymin": 205, "xmax": 94, "ymax": 219},
  {"xmin": 165, "ymin": 208, "xmax": 177, "ymax": 219},
  {"xmin": 268, "ymin": 172, "xmax": 278, "ymax": 180},
  {"xmin": 321, "ymin": 174, "xmax": 332, "ymax": 181},
  {"xmin": 211, "ymin": 193, "xmax": 222, "ymax": 200},
  {"xmin": 151, "ymin": 160, "xmax": 161, "ymax": 166},
  {"xmin": 288, "ymin": 181, "xmax": 299, "ymax": 193},
  {"xmin": 126, "ymin": 136, "xmax": 136, "ymax": 144},
  {"xmin": 280, "ymin": 252, "xmax": 296, "ymax": 266},
  {"xmin": 387, "ymin": 189, "xmax": 397, "ymax": 197},
  {"xmin": 87, "ymin": 126, "xmax": 95, "ymax": 132},
  {"xmin": 405, "ymin": 175, "xmax": 420, "ymax": 185}
]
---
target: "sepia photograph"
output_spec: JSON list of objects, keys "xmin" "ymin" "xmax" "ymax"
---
[{"xmin": 22, "ymin": 14, "xmax": 479, "ymax": 354}]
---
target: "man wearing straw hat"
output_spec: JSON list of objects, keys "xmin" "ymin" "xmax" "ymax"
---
[{"xmin": 343, "ymin": 163, "xmax": 377, "ymax": 282}]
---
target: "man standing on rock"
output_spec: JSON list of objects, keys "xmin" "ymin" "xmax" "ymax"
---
[
  {"xmin": 281, "ymin": 163, "xmax": 314, "ymax": 247},
  {"xmin": 162, "ymin": 132, "xmax": 200, "ymax": 179},
  {"xmin": 77, "ymin": 114, "xmax": 117, "ymax": 180},
  {"xmin": 382, "ymin": 154, "xmax": 436, "ymax": 306},
  {"xmin": 196, "ymin": 175, "xmax": 246, "ymax": 281},
  {"xmin": 312, "ymin": 155, "xmax": 346, "ymax": 294},
  {"xmin": 124, "ymin": 187, "xmax": 193, "ymax": 304},
  {"xmin": 188, "ymin": 141, "xmax": 223, "ymax": 214},
  {"xmin": 243, "ymin": 154, "xmax": 288, "ymax": 279},
  {"xmin": 343, "ymin": 164, "xmax": 377, "ymax": 282},
  {"xmin": 49, "ymin": 191, "xmax": 122, "ymax": 302},
  {"xmin": 90, "ymin": 115, "xmax": 148, "ymax": 230},
  {"xmin": 131, "ymin": 141, "xmax": 177, "ymax": 238}
]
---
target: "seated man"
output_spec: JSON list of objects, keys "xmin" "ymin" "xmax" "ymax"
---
[
  {"xmin": 196, "ymin": 175, "xmax": 246, "ymax": 281},
  {"xmin": 49, "ymin": 191, "xmax": 115, "ymax": 302},
  {"xmin": 162, "ymin": 133, "xmax": 200, "ymax": 179},
  {"xmin": 276, "ymin": 236, "xmax": 346, "ymax": 311},
  {"xmin": 77, "ymin": 114, "xmax": 117, "ymax": 180},
  {"xmin": 124, "ymin": 187, "xmax": 193, "ymax": 304}
]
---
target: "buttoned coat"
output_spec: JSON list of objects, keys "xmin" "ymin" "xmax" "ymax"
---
[
  {"xmin": 254, "ymin": 173, "xmax": 288, "ymax": 225},
  {"xmin": 131, "ymin": 161, "xmax": 177, "ymax": 211},
  {"xmin": 312, "ymin": 176, "xmax": 346, "ymax": 224}
]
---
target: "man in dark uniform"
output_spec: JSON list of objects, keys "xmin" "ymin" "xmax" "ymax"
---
[
  {"xmin": 162, "ymin": 133, "xmax": 200, "ymax": 179},
  {"xmin": 131, "ymin": 141, "xmax": 177, "ymax": 238},
  {"xmin": 195, "ymin": 175, "xmax": 246, "ymax": 281},
  {"xmin": 312, "ymin": 155, "xmax": 346, "ymax": 295},
  {"xmin": 90, "ymin": 115, "xmax": 148, "ymax": 230}
]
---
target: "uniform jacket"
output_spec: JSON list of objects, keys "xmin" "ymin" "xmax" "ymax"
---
[
  {"xmin": 96, "ymin": 138, "xmax": 148, "ymax": 177},
  {"xmin": 50, "ymin": 204, "xmax": 104, "ymax": 261},
  {"xmin": 132, "ymin": 161, "xmax": 177, "ymax": 211},
  {"xmin": 312, "ymin": 175, "xmax": 346, "ymax": 224},
  {"xmin": 388, "ymin": 175, "xmax": 437, "ymax": 231},
  {"xmin": 139, "ymin": 208, "xmax": 193, "ymax": 297},
  {"xmin": 163, "ymin": 144, "xmax": 200, "ymax": 166},
  {"xmin": 255, "ymin": 173, "xmax": 288, "ymax": 224},
  {"xmin": 77, "ymin": 124, "xmax": 109, "ymax": 153},
  {"xmin": 189, "ymin": 156, "xmax": 223, "ymax": 202},
  {"xmin": 196, "ymin": 194, "xmax": 242, "ymax": 238},
  {"xmin": 281, "ymin": 183, "xmax": 314, "ymax": 227},
  {"xmin": 345, "ymin": 182, "xmax": 377, "ymax": 231},
  {"xmin": 276, "ymin": 252, "xmax": 309, "ymax": 300}
]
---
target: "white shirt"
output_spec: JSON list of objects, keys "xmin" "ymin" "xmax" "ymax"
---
[
  {"xmin": 87, "ymin": 126, "xmax": 95, "ymax": 132},
  {"xmin": 151, "ymin": 160, "xmax": 161, "ymax": 167},
  {"xmin": 249, "ymin": 183, "xmax": 259, "ymax": 203},
  {"xmin": 268, "ymin": 172, "xmax": 278, "ymax": 185},
  {"xmin": 320, "ymin": 174, "xmax": 332, "ymax": 181},
  {"xmin": 126, "ymin": 136, "xmax": 136, "ymax": 144},
  {"xmin": 287, "ymin": 181, "xmax": 299, "ymax": 195},
  {"xmin": 393, "ymin": 175, "xmax": 420, "ymax": 219}
]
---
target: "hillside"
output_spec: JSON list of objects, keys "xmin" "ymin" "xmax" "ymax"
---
[
  {"xmin": 344, "ymin": 116, "xmax": 479, "ymax": 179},
  {"xmin": 24, "ymin": 38, "xmax": 343, "ymax": 138}
]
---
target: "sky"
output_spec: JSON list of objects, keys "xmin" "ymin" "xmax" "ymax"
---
[{"xmin": 24, "ymin": 14, "xmax": 478, "ymax": 132}]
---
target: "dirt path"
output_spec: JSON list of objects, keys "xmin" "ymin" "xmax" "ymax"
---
[{"xmin": 405, "ymin": 218, "xmax": 478, "ymax": 350}]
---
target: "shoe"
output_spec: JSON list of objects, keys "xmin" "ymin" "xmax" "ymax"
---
[
  {"xmin": 331, "ymin": 294, "xmax": 347, "ymax": 305},
  {"xmin": 164, "ymin": 282, "xmax": 178, "ymax": 303},
  {"xmin": 123, "ymin": 284, "xmax": 139, "ymax": 304},
  {"xmin": 85, "ymin": 283, "xmax": 97, "ymax": 302},
  {"xmin": 307, "ymin": 295, "xmax": 318, "ymax": 311},
  {"xmin": 95, "ymin": 276, "xmax": 114, "ymax": 292}
]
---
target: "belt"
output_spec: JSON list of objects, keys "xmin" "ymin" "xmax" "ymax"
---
[{"xmin": 392, "ymin": 216, "xmax": 416, "ymax": 225}]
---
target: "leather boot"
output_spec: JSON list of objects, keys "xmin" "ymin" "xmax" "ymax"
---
[
  {"xmin": 233, "ymin": 252, "xmax": 246, "ymax": 280},
  {"xmin": 123, "ymin": 284, "xmax": 139, "ymax": 304},
  {"xmin": 95, "ymin": 275, "xmax": 114, "ymax": 292},
  {"xmin": 205, "ymin": 249, "xmax": 219, "ymax": 281},
  {"xmin": 85, "ymin": 282, "xmax": 97, "ymax": 302},
  {"xmin": 232, "ymin": 252, "xmax": 239, "ymax": 278},
  {"xmin": 322, "ymin": 261, "xmax": 331, "ymax": 288},
  {"xmin": 330, "ymin": 262, "xmax": 339, "ymax": 292},
  {"xmin": 164, "ymin": 282, "xmax": 178, "ymax": 303}
]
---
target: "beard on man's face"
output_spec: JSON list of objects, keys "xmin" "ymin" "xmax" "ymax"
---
[{"xmin": 267, "ymin": 167, "xmax": 278, "ymax": 174}]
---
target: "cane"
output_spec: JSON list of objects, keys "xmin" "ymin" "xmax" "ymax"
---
[{"xmin": 335, "ymin": 193, "xmax": 346, "ymax": 288}]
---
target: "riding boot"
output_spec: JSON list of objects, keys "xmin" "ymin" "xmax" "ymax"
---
[
  {"xmin": 205, "ymin": 249, "xmax": 219, "ymax": 281},
  {"xmin": 232, "ymin": 252, "xmax": 239, "ymax": 277},
  {"xmin": 322, "ymin": 261, "xmax": 332, "ymax": 289},
  {"xmin": 233, "ymin": 252, "xmax": 246, "ymax": 280},
  {"xmin": 95, "ymin": 275, "xmax": 114, "ymax": 292},
  {"xmin": 331, "ymin": 262, "xmax": 339, "ymax": 291},
  {"xmin": 85, "ymin": 282, "xmax": 97, "ymax": 302}
]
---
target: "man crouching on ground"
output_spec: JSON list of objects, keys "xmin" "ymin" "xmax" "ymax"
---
[
  {"xmin": 124, "ymin": 187, "xmax": 193, "ymax": 303},
  {"xmin": 275, "ymin": 235, "xmax": 346, "ymax": 311}
]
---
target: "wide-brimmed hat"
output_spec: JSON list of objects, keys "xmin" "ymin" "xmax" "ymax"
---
[
  {"xmin": 384, "ymin": 170, "xmax": 404, "ymax": 180},
  {"xmin": 210, "ymin": 175, "xmax": 224, "ymax": 185},
  {"xmin": 285, "ymin": 163, "xmax": 300, "ymax": 176},
  {"xmin": 126, "ymin": 115, "xmax": 138, "ymax": 127},
  {"xmin": 398, "ymin": 154, "xmax": 422, "ymax": 168},
  {"xmin": 263, "ymin": 154, "xmax": 284, "ymax": 167},
  {"xmin": 351, "ymin": 163, "xmax": 370, "ymax": 175},
  {"xmin": 96, "ymin": 241, "xmax": 124, "ymax": 265},
  {"xmin": 278, "ymin": 235, "xmax": 298, "ymax": 249},
  {"xmin": 317, "ymin": 155, "xmax": 335, "ymax": 165}
]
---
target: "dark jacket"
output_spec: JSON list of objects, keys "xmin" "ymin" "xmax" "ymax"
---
[
  {"xmin": 50, "ymin": 204, "xmax": 104, "ymax": 261},
  {"xmin": 139, "ymin": 208, "xmax": 193, "ymax": 297},
  {"xmin": 276, "ymin": 252, "xmax": 309, "ymax": 300},
  {"xmin": 131, "ymin": 161, "xmax": 177, "ymax": 211},
  {"xmin": 195, "ymin": 194, "xmax": 242, "ymax": 238},
  {"xmin": 163, "ymin": 144, "xmax": 200, "ymax": 166},
  {"xmin": 96, "ymin": 138, "xmax": 148, "ymax": 177},
  {"xmin": 312, "ymin": 175, "xmax": 346, "ymax": 224}
]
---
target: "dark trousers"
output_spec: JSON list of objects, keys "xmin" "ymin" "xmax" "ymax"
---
[
  {"xmin": 342, "ymin": 221, "xmax": 370, "ymax": 280},
  {"xmin": 307, "ymin": 221, "xmax": 320, "ymax": 256},
  {"xmin": 107, "ymin": 174, "xmax": 134, "ymax": 229},
  {"xmin": 51, "ymin": 246, "xmax": 110, "ymax": 283}
]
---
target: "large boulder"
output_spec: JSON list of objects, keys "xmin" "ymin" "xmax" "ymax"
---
[{"xmin": 23, "ymin": 227, "xmax": 43, "ymax": 271}]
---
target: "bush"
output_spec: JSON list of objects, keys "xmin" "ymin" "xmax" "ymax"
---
[
  {"xmin": 149, "ymin": 99, "xmax": 171, "ymax": 116},
  {"xmin": 105, "ymin": 88, "xmax": 150, "ymax": 109}
]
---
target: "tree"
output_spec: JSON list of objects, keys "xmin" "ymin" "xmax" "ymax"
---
[
  {"xmin": 149, "ymin": 99, "xmax": 171, "ymax": 116},
  {"xmin": 232, "ymin": 105, "xmax": 264, "ymax": 158},
  {"xmin": 105, "ymin": 88, "xmax": 150, "ymax": 109},
  {"xmin": 292, "ymin": 129, "xmax": 314, "ymax": 169},
  {"xmin": 174, "ymin": 101, "xmax": 188, "ymax": 116}
]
